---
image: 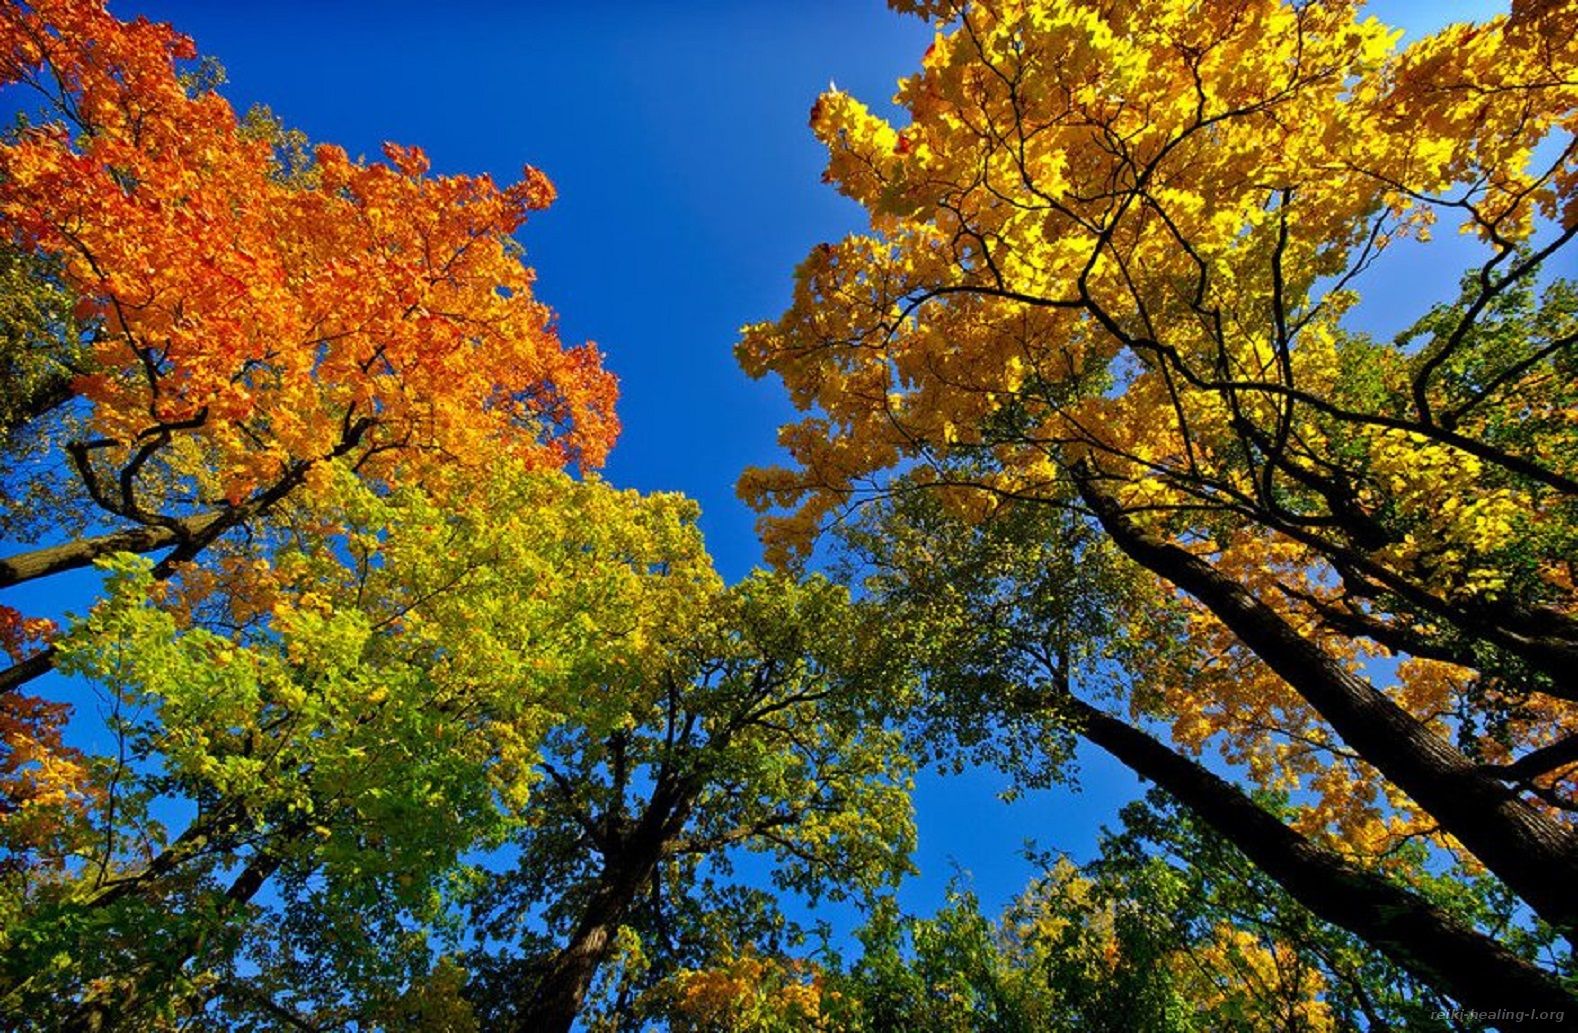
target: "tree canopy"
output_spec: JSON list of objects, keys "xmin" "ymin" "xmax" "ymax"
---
[
  {"xmin": 657, "ymin": 790, "xmax": 1531, "ymax": 1032},
  {"xmin": 4, "ymin": 0, "xmax": 1577, "ymax": 1029},
  {"xmin": 740, "ymin": 0, "xmax": 1578, "ymax": 1020},
  {"xmin": 0, "ymin": 0, "xmax": 617, "ymax": 618}
]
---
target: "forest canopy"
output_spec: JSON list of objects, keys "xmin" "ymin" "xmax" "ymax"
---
[{"xmin": 2, "ymin": 0, "xmax": 1576, "ymax": 1030}]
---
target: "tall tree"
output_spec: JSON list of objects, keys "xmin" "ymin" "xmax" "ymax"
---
[
  {"xmin": 837, "ymin": 482, "xmax": 1575, "ymax": 1021},
  {"xmin": 739, "ymin": 0, "xmax": 1578, "ymax": 995},
  {"xmin": 0, "ymin": 0, "xmax": 617, "ymax": 690},
  {"xmin": 658, "ymin": 789, "xmax": 1550, "ymax": 1032},
  {"xmin": 0, "ymin": 3, "xmax": 622, "ymax": 984},
  {"xmin": 463, "ymin": 573, "xmax": 916, "ymax": 1033},
  {"xmin": 2, "ymin": 463, "xmax": 916, "ymax": 1032},
  {"xmin": 2, "ymin": 465, "xmax": 692, "ymax": 1028}
]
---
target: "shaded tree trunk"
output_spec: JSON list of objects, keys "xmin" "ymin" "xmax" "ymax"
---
[
  {"xmin": 1074, "ymin": 467, "xmax": 1578, "ymax": 938},
  {"xmin": 1065, "ymin": 695, "xmax": 1578, "ymax": 1026},
  {"xmin": 0, "ymin": 419, "xmax": 374, "ymax": 696},
  {"xmin": 520, "ymin": 870, "xmax": 650, "ymax": 1033},
  {"xmin": 0, "ymin": 646, "xmax": 54, "ymax": 694},
  {"xmin": 0, "ymin": 515, "xmax": 219, "ymax": 590},
  {"xmin": 0, "ymin": 513, "xmax": 224, "ymax": 696},
  {"xmin": 512, "ymin": 778, "xmax": 698, "ymax": 1033}
]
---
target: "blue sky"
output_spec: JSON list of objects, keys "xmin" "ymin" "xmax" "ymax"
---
[{"xmin": 45, "ymin": 0, "xmax": 1514, "ymax": 927}]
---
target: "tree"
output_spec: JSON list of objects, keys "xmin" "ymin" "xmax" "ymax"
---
[
  {"xmin": 840, "ymin": 481, "xmax": 1575, "ymax": 1021},
  {"xmin": 665, "ymin": 789, "xmax": 1542, "ymax": 1032},
  {"xmin": 823, "ymin": 861, "xmax": 1336, "ymax": 1032},
  {"xmin": 740, "ymin": 0, "xmax": 1578, "ymax": 1010},
  {"xmin": 0, "ymin": 463, "xmax": 702, "ymax": 1027},
  {"xmin": 0, "ymin": 461, "xmax": 915, "ymax": 1032},
  {"xmin": 0, "ymin": 5, "xmax": 622, "ymax": 995},
  {"xmin": 460, "ymin": 572, "xmax": 916, "ymax": 1033},
  {"xmin": 1086, "ymin": 791, "xmax": 1564, "ymax": 1032},
  {"xmin": 0, "ymin": 0, "xmax": 617, "ymax": 690},
  {"xmin": 0, "ymin": 7, "xmax": 916, "ymax": 1030}
]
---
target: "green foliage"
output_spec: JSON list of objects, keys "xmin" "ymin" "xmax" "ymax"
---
[
  {"xmin": 2, "ymin": 462, "xmax": 722, "ymax": 1026},
  {"xmin": 463, "ymin": 569, "xmax": 917, "ymax": 1029},
  {"xmin": 836, "ymin": 479, "xmax": 1175, "ymax": 792},
  {"xmin": 0, "ymin": 242, "xmax": 93, "ymax": 542},
  {"xmin": 2, "ymin": 460, "xmax": 918, "ymax": 1029},
  {"xmin": 784, "ymin": 790, "xmax": 1560, "ymax": 1033}
]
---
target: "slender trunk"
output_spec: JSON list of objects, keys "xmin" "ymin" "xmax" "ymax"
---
[
  {"xmin": 1066, "ymin": 696, "xmax": 1578, "ymax": 1025},
  {"xmin": 1074, "ymin": 469, "xmax": 1578, "ymax": 937},
  {"xmin": 69, "ymin": 850, "xmax": 283, "ymax": 1031},
  {"xmin": 0, "ymin": 646, "xmax": 53, "ymax": 694},
  {"xmin": 0, "ymin": 513, "xmax": 225, "ymax": 695},
  {"xmin": 84, "ymin": 807, "xmax": 246, "ymax": 910},
  {"xmin": 0, "ymin": 417, "xmax": 373, "ymax": 695}
]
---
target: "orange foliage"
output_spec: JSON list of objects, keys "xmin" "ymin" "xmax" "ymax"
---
[
  {"xmin": 666, "ymin": 949, "xmax": 833, "ymax": 1032},
  {"xmin": 0, "ymin": 0, "xmax": 617, "ymax": 514},
  {"xmin": 0, "ymin": 699, "xmax": 93, "ymax": 863},
  {"xmin": 0, "ymin": 605, "xmax": 90, "ymax": 860},
  {"xmin": 0, "ymin": 603, "xmax": 54, "ymax": 663}
]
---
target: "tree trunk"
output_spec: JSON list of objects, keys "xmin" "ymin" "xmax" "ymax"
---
[
  {"xmin": 0, "ymin": 513, "xmax": 221, "ymax": 590},
  {"xmin": 519, "ymin": 879, "xmax": 641, "ymax": 1033},
  {"xmin": 0, "ymin": 513, "xmax": 229, "ymax": 696},
  {"xmin": 0, "ymin": 418, "xmax": 372, "ymax": 696},
  {"xmin": 1074, "ymin": 469, "xmax": 1578, "ymax": 938},
  {"xmin": 512, "ymin": 779, "xmax": 698, "ymax": 1033},
  {"xmin": 1066, "ymin": 696, "xmax": 1578, "ymax": 1026},
  {"xmin": 0, "ymin": 646, "xmax": 54, "ymax": 694}
]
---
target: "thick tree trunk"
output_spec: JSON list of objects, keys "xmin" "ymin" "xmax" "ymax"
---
[
  {"xmin": 1074, "ymin": 469, "xmax": 1578, "ymax": 938},
  {"xmin": 0, "ymin": 513, "xmax": 221, "ymax": 590},
  {"xmin": 512, "ymin": 778, "xmax": 698, "ymax": 1033},
  {"xmin": 1066, "ymin": 696, "xmax": 1578, "ymax": 1026},
  {"xmin": 520, "ymin": 879, "xmax": 641, "ymax": 1033}
]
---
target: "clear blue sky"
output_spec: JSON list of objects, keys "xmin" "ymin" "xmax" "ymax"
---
[{"xmin": 66, "ymin": 0, "xmax": 1512, "ymax": 926}]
